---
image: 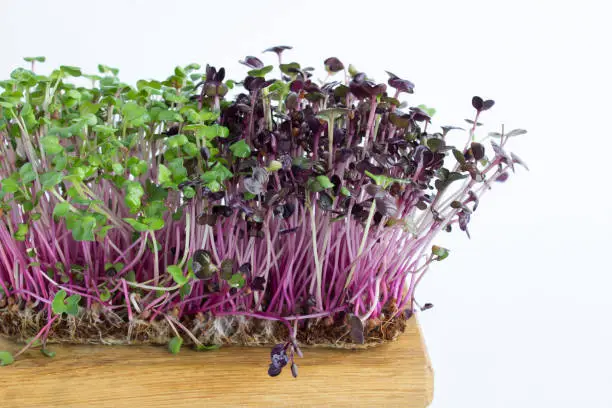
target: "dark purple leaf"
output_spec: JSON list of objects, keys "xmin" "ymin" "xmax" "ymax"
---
[
  {"xmin": 324, "ymin": 57, "xmax": 344, "ymax": 73},
  {"xmin": 355, "ymin": 159, "xmax": 383, "ymax": 175},
  {"xmin": 205, "ymin": 64, "xmax": 216, "ymax": 80},
  {"xmin": 495, "ymin": 172, "xmax": 509, "ymax": 182},
  {"xmin": 385, "ymin": 71, "xmax": 415, "ymax": 94},
  {"xmin": 335, "ymin": 147, "xmax": 354, "ymax": 163},
  {"xmin": 196, "ymin": 213, "xmax": 217, "ymax": 226},
  {"xmin": 271, "ymin": 344, "xmax": 284, "ymax": 358},
  {"xmin": 200, "ymin": 146, "xmax": 210, "ymax": 160},
  {"xmin": 467, "ymin": 190, "xmax": 480, "ymax": 212},
  {"xmin": 421, "ymin": 303, "xmax": 434, "ymax": 311},
  {"xmin": 413, "ymin": 145, "xmax": 434, "ymax": 166},
  {"xmin": 212, "ymin": 205, "xmax": 233, "ymax": 217},
  {"xmin": 239, "ymin": 56, "xmax": 264, "ymax": 69},
  {"xmin": 244, "ymin": 76, "xmax": 275, "ymax": 92},
  {"xmin": 263, "ymin": 45, "xmax": 292, "ymax": 55},
  {"xmin": 289, "ymin": 80, "xmax": 304, "ymax": 92},
  {"xmin": 239, "ymin": 263, "xmax": 252, "ymax": 279},
  {"xmin": 330, "ymin": 175, "xmax": 342, "ymax": 196},
  {"xmin": 349, "ymin": 315, "xmax": 365, "ymax": 344},
  {"xmin": 352, "ymin": 72, "xmax": 366, "ymax": 82},
  {"xmin": 372, "ymin": 153, "xmax": 394, "ymax": 169},
  {"xmin": 349, "ymin": 75, "xmax": 387, "ymax": 99},
  {"xmin": 271, "ymin": 344, "xmax": 289, "ymax": 368},
  {"xmin": 268, "ymin": 363, "xmax": 282, "ymax": 377},
  {"xmin": 389, "ymin": 182, "xmax": 402, "ymax": 197},
  {"xmin": 163, "ymin": 125, "xmax": 179, "ymax": 136},
  {"xmin": 409, "ymin": 106, "xmax": 431, "ymax": 122},
  {"xmin": 274, "ymin": 202, "xmax": 295, "ymax": 219},
  {"xmin": 280, "ymin": 227, "xmax": 299, "ymax": 235},
  {"xmin": 458, "ymin": 211, "xmax": 471, "ymax": 238},
  {"xmin": 472, "ymin": 96, "xmax": 483, "ymax": 111},
  {"xmin": 303, "ymin": 81, "xmax": 321, "ymax": 93},
  {"xmin": 216, "ymin": 67, "xmax": 225, "ymax": 82},
  {"xmin": 470, "ymin": 142, "xmax": 485, "ymax": 161},
  {"xmin": 207, "ymin": 191, "xmax": 225, "ymax": 201},
  {"xmin": 251, "ymin": 276, "xmax": 265, "ymax": 291},
  {"xmin": 481, "ymin": 99, "xmax": 495, "ymax": 111}
]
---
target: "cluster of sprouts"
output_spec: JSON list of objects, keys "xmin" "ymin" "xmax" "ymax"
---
[{"xmin": 0, "ymin": 49, "xmax": 527, "ymax": 371}]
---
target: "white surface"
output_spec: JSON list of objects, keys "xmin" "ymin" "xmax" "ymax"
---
[{"xmin": 1, "ymin": 0, "xmax": 610, "ymax": 406}]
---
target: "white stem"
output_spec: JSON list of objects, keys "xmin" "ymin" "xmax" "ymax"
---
[
  {"xmin": 126, "ymin": 281, "xmax": 182, "ymax": 292},
  {"xmin": 344, "ymin": 200, "xmax": 377, "ymax": 289},
  {"xmin": 310, "ymin": 204, "xmax": 323, "ymax": 308},
  {"xmin": 150, "ymin": 231, "xmax": 160, "ymax": 285},
  {"xmin": 362, "ymin": 277, "xmax": 382, "ymax": 321},
  {"xmin": 179, "ymin": 213, "xmax": 191, "ymax": 268}
]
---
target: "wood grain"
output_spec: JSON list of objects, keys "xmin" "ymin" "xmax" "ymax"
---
[{"xmin": 0, "ymin": 316, "xmax": 433, "ymax": 407}]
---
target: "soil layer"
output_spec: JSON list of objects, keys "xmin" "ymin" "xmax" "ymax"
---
[{"xmin": 0, "ymin": 302, "xmax": 410, "ymax": 349}]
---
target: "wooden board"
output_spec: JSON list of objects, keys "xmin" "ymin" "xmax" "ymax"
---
[{"xmin": 0, "ymin": 316, "xmax": 433, "ymax": 407}]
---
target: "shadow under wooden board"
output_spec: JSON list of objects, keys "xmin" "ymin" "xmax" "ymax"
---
[{"xmin": 0, "ymin": 316, "xmax": 433, "ymax": 407}]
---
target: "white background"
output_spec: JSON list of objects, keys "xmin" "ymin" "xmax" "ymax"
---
[{"xmin": 1, "ymin": 0, "xmax": 611, "ymax": 406}]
